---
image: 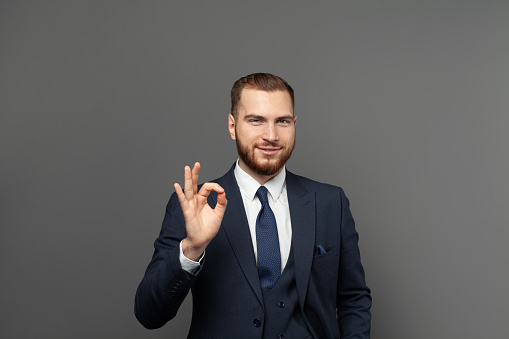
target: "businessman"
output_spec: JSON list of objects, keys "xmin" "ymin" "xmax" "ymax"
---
[{"xmin": 135, "ymin": 73, "xmax": 372, "ymax": 338}]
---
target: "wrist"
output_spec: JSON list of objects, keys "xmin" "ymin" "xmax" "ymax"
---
[{"xmin": 182, "ymin": 238, "xmax": 206, "ymax": 261}]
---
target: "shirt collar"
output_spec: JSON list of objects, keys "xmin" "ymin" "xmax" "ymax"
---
[{"xmin": 234, "ymin": 159, "xmax": 286, "ymax": 202}]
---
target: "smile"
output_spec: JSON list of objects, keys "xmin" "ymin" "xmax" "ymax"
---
[{"xmin": 256, "ymin": 147, "xmax": 282, "ymax": 156}]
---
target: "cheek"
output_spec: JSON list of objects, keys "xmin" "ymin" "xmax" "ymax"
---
[
  {"xmin": 281, "ymin": 129, "xmax": 296, "ymax": 141},
  {"xmin": 238, "ymin": 129, "xmax": 259, "ymax": 142}
]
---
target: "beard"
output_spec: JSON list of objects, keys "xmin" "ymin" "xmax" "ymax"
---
[{"xmin": 235, "ymin": 136, "xmax": 295, "ymax": 177}]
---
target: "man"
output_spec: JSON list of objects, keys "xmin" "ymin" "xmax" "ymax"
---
[{"xmin": 135, "ymin": 73, "xmax": 371, "ymax": 338}]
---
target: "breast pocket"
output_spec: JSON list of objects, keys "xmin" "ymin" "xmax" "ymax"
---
[{"xmin": 311, "ymin": 246, "xmax": 338, "ymax": 267}]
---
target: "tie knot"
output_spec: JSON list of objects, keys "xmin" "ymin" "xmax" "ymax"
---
[{"xmin": 256, "ymin": 186, "xmax": 269, "ymax": 205}]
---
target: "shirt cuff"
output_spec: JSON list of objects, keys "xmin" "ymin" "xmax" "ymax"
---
[{"xmin": 179, "ymin": 240, "xmax": 204, "ymax": 275}]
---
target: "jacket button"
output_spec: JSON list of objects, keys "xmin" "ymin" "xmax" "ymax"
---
[
  {"xmin": 253, "ymin": 319, "xmax": 261, "ymax": 327},
  {"xmin": 278, "ymin": 301, "xmax": 285, "ymax": 308},
  {"xmin": 279, "ymin": 334, "xmax": 285, "ymax": 339}
]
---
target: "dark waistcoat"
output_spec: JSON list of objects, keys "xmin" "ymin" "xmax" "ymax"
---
[{"xmin": 260, "ymin": 245, "xmax": 312, "ymax": 339}]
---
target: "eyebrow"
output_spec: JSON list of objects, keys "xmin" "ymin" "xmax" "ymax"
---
[{"xmin": 244, "ymin": 114, "xmax": 294, "ymax": 121}]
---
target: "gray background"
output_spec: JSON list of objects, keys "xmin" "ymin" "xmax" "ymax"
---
[{"xmin": 1, "ymin": 1, "xmax": 508, "ymax": 338}]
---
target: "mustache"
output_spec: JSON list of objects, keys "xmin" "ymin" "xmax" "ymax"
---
[{"xmin": 255, "ymin": 141, "xmax": 283, "ymax": 148}]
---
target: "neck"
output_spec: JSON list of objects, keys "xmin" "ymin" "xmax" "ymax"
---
[{"xmin": 237, "ymin": 159, "xmax": 282, "ymax": 185}]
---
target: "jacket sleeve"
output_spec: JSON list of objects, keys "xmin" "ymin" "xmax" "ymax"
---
[
  {"xmin": 336, "ymin": 188, "xmax": 372, "ymax": 338},
  {"xmin": 134, "ymin": 193, "xmax": 198, "ymax": 329}
]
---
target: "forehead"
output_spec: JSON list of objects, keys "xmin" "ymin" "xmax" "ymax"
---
[{"xmin": 239, "ymin": 89, "xmax": 293, "ymax": 116}]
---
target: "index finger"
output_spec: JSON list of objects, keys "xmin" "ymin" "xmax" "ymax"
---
[{"xmin": 197, "ymin": 182, "xmax": 225, "ymax": 198}]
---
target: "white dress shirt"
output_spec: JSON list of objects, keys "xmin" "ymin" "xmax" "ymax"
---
[
  {"xmin": 179, "ymin": 161, "xmax": 292, "ymax": 274},
  {"xmin": 233, "ymin": 160, "xmax": 292, "ymax": 272}
]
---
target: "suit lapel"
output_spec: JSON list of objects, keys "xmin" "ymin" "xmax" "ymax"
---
[
  {"xmin": 212, "ymin": 165, "xmax": 264, "ymax": 306},
  {"xmin": 209, "ymin": 166, "xmax": 316, "ymax": 308},
  {"xmin": 286, "ymin": 170, "xmax": 316, "ymax": 309}
]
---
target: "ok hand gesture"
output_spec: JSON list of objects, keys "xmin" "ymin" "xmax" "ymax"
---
[{"xmin": 174, "ymin": 162, "xmax": 227, "ymax": 261}]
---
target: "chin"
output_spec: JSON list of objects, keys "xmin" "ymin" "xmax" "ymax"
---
[
  {"xmin": 236, "ymin": 139, "xmax": 294, "ymax": 177},
  {"xmin": 251, "ymin": 158, "xmax": 285, "ymax": 176}
]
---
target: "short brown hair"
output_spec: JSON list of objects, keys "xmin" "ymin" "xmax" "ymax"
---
[{"xmin": 230, "ymin": 73, "xmax": 294, "ymax": 119}]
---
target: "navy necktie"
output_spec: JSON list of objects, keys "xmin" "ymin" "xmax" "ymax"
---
[{"xmin": 256, "ymin": 186, "xmax": 281, "ymax": 290}]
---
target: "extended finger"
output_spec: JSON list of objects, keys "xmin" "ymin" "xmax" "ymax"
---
[
  {"xmin": 191, "ymin": 162, "xmax": 200, "ymax": 195},
  {"xmin": 184, "ymin": 166, "xmax": 194, "ymax": 200},
  {"xmin": 174, "ymin": 183, "xmax": 189, "ymax": 210}
]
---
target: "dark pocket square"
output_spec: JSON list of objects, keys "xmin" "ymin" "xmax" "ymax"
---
[{"xmin": 314, "ymin": 244, "xmax": 326, "ymax": 256}]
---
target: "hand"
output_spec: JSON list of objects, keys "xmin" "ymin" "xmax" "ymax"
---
[{"xmin": 174, "ymin": 162, "xmax": 227, "ymax": 261}]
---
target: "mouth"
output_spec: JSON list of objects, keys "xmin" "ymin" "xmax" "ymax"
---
[{"xmin": 256, "ymin": 146, "xmax": 282, "ymax": 156}]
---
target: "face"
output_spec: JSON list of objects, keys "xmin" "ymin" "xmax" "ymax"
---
[{"xmin": 228, "ymin": 88, "xmax": 296, "ymax": 183}]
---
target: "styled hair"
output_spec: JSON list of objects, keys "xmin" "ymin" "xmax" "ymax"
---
[{"xmin": 230, "ymin": 73, "xmax": 294, "ymax": 119}]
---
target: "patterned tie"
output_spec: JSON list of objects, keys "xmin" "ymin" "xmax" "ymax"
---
[{"xmin": 256, "ymin": 186, "xmax": 281, "ymax": 290}]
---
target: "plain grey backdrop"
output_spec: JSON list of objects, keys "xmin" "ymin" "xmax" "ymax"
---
[{"xmin": 1, "ymin": 1, "xmax": 508, "ymax": 338}]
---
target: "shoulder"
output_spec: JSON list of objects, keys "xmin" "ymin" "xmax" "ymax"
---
[{"xmin": 287, "ymin": 171, "xmax": 345, "ymax": 196}]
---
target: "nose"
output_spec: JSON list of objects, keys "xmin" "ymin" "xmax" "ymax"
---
[{"xmin": 262, "ymin": 123, "xmax": 279, "ymax": 142}]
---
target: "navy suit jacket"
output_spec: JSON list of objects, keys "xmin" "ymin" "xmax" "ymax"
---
[{"xmin": 135, "ymin": 164, "xmax": 371, "ymax": 338}]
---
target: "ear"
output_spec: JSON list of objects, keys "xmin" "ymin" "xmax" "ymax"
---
[
  {"xmin": 228, "ymin": 114, "xmax": 236, "ymax": 140},
  {"xmin": 293, "ymin": 115, "xmax": 297, "ymax": 126}
]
